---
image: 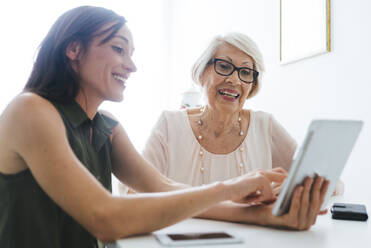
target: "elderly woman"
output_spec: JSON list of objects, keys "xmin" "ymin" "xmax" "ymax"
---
[
  {"xmin": 143, "ymin": 33, "xmax": 296, "ymax": 186},
  {"xmin": 137, "ymin": 32, "xmax": 338, "ymax": 228}
]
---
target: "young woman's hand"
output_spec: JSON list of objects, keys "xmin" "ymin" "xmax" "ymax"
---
[
  {"xmin": 224, "ymin": 168, "xmax": 287, "ymax": 205},
  {"xmin": 270, "ymin": 167, "xmax": 288, "ymax": 196}
]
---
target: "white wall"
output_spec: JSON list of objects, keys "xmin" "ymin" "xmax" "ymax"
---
[{"xmin": 166, "ymin": 0, "xmax": 371, "ymax": 199}]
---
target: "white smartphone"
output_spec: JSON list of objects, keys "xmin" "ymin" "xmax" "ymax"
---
[{"xmin": 154, "ymin": 231, "xmax": 243, "ymax": 246}]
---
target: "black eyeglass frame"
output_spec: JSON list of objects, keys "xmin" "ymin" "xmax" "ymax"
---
[{"xmin": 209, "ymin": 58, "xmax": 259, "ymax": 84}]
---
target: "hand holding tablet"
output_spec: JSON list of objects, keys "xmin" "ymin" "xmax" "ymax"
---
[{"xmin": 272, "ymin": 120, "xmax": 363, "ymax": 216}]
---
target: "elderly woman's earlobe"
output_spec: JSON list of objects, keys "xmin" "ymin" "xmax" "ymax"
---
[{"xmin": 198, "ymin": 73, "xmax": 206, "ymax": 87}]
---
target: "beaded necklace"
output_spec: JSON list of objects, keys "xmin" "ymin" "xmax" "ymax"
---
[{"xmin": 195, "ymin": 107, "xmax": 247, "ymax": 184}]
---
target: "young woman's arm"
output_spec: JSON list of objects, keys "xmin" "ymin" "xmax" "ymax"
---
[{"xmin": 5, "ymin": 93, "xmax": 275, "ymax": 242}]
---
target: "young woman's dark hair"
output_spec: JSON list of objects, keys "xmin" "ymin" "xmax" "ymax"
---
[{"xmin": 24, "ymin": 6, "xmax": 126, "ymax": 102}]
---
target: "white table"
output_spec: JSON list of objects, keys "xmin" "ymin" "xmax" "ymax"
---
[{"xmin": 108, "ymin": 195, "xmax": 369, "ymax": 248}]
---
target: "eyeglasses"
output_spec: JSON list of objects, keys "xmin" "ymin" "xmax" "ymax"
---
[{"xmin": 210, "ymin": 58, "xmax": 259, "ymax": 84}]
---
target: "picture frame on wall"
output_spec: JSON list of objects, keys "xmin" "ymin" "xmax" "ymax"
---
[{"xmin": 280, "ymin": 0, "xmax": 331, "ymax": 64}]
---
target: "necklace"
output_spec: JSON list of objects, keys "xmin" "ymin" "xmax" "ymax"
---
[
  {"xmin": 196, "ymin": 106, "xmax": 244, "ymax": 140},
  {"xmin": 196, "ymin": 107, "xmax": 247, "ymax": 184}
]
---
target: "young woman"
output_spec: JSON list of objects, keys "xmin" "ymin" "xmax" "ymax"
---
[{"xmin": 0, "ymin": 6, "xmax": 328, "ymax": 248}]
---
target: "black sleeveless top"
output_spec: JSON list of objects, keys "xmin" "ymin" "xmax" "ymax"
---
[{"xmin": 0, "ymin": 100, "xmax": 118, "ymax": 248}]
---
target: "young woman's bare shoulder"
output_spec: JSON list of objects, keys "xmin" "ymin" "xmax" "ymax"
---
[
  {"xmin": 1, "ymin": 93, "xmax": 63, "ymax": 130},
  {"xmin": 0, "ymin": 93, "xmax": 66, "ymax": 171},
  {"xmin": 5, "ymin": 92, "xmax": 54, "ymax": 113}
]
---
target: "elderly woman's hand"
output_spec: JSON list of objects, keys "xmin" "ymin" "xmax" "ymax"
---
[{"xmin": 255, "ymin": 176, "xmax": 329, "ymax": 230}]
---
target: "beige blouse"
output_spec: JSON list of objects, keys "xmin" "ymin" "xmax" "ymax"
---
[{"xmin": 142, "ymin": 109, "xmax": 297, "ymax": 186}]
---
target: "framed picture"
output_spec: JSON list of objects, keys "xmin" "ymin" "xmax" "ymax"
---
[{"xmin": 280, "ymin": 0, "xmax": 331, "ymax": 64}]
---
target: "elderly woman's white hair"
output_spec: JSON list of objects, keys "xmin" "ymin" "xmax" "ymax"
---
[{"xmin": 191, "ymin": 33, "xmax": 265, "ymax": 98}]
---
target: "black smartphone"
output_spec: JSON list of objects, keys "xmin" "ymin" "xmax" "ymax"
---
[
  {"xmin": 155, "ymin": 231, "xmax": 243, "ymax": 246},
  {"xmin": 331, "ymin": 203, "xmax": 368, "ymax": 221}
]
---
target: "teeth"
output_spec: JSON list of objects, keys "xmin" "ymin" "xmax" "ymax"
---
[
  {"xmin": 218, "ymin": 90, "xmax": 239, "ymax": 98},
  {"xmin": 113, "ymin": 74, "xmax": 125, "ymax": 83}
]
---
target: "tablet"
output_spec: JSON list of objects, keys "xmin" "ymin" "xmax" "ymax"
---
[
  {"xmin": 154, "ymin": 231, "xmax": 243, "ymax": 246},
  {"xmin": 272, "ymin": 120, "xmax": 363, "ymax": 216}
]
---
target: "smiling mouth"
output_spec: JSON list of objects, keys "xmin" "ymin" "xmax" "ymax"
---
[
  {"xmin": 113, "ymin": 73, "xmax": 126, "ymax": 85},
  {"xmin": 218, "ymin": 89, "xmax": 240, "ymax": 99}
]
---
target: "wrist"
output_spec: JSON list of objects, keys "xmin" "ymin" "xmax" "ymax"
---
[
  {"xmin": 218, "ymin": 180, "xmax": 234, "ymax": 202},
  {"xmin": 238, "ymin": 204, "xmax": 272, "ymax": 226},
  {"xmin": 255, "ymin": 205, "xmax": 281, "ymax": 226},
  {"xmin": 255, "ymin": 205, "xmax": 270, "ymax": 225},
  {"xmin": 208, "ymin": 181, "xmax": 229, "ymax": 202}
]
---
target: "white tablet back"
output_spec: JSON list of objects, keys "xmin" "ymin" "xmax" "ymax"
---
[{"xmin": 272, "ymin": 120, "xmax": 363, "ymax": 216}]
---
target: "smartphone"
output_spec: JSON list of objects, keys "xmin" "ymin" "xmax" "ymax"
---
[
  {"xmin": 331, "ymin": 203, "xmax": 368, "ymax": 221},
  {"xmin": 154, "ymin": 231, "xmax": 243, "ymax": 246}
]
